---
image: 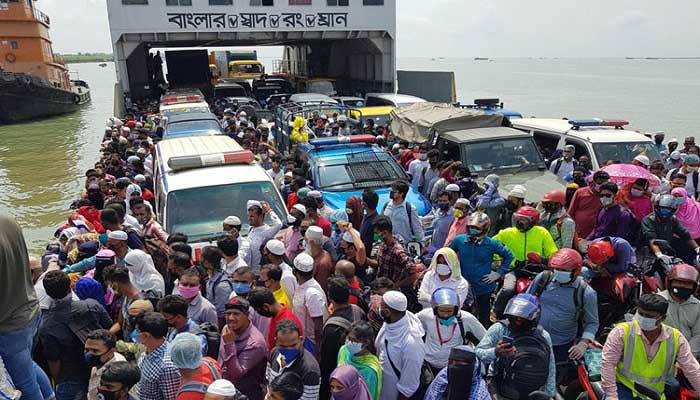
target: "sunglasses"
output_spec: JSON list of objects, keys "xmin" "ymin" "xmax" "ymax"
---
[{"xmin": 600, "ymin": 193, "xmax": 614, "ymax": 198}]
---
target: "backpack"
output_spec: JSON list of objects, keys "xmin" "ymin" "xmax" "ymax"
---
[
  {"xmin": 176, "ymin": 358, "xmax": 222, "ymax": 396},
  {"xmin": 210, "ymin": 273, "xmax": 234, "ymax": 302},
  {"xmin": 382, "ymin": 201, "xmax": 415, "ymax": 239},
  {"xmin": 530, "ymin": 270, "xmax": 588, "ymax": 322},
  {"xmin": 193, "ymin": 322, "xmax": 222, "ymax": 360},
  {"xmin": 494, "ymin": 323, "xmax": 551, "ymax": 399}
]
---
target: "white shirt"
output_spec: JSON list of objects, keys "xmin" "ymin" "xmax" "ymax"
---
[
  {"xmin": 416, "ymin": 309, "xmax": 486, "ymax": 369},
  {"xmin": 417, "ymin": 271, "xmax": 471, "ymax": 309},
  {"xmin": 277, "ymin": 262, "xmax": 298, "ymax": 304},
  {"xmin": 408, "ymin": 159, "xmax": 429, "ymax": 187},
  {"xmin": 223, "ymin": 255, "xmax": 248, "ymax": 276},
  {"xmin": 292, "ymin": 278, "xmax": 328, "ymax": 341},
  {"xmin": 267, "ymin": 168, "xmax": 285, "ymax": 189},
  {"xmin": 247, "ymin": 211, "xmax": 282, "ymax": 271},
  {"xmin": 375, "ymin": 314, "xmax": 425, "ymax": 400}
]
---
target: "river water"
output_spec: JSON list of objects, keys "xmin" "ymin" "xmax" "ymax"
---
[{"xmin": 2, "ymin": 58, "xmax": 700, "ymax": 252}]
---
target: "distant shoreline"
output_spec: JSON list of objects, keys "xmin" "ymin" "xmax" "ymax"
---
[{"xmin": 61, "ymin": 55, "xmax": 113, "ymax": 64}]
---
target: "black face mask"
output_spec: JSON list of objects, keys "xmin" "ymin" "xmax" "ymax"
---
[
  {"xmin": 97, "ymin": 389, "xmax": 121, "ymax": 400},
  {"xmin": 508, "ymin": 316, "xmax": 534, "ymax": 333},
  {"xmin": 542, "ymin": 203, "xmax": 559, "ymax": 214},
  {"xmin": 669, "ymin": 143, "xmax": 678, "ymax": 152},
  {"xmin": 672, "ymin": 286, "xmax": 694, "ymax": 301},
  {"xmin": 446, "ymin": 353, "xmax": 476, "ymax": 400},
  {"xmin": 506, "ymin": 202, "xmax": 518, "ymax": 212},
  {"xmin": 438, "ymin": 203, "xmax": 450, "ymax": 212},
  {"xmin": 515, "ymin": 220, "xmax": 531, "ymax": 232},
  {"xmin": 655, "ymin": 138, "xmax": 664, "ymax": 145}
]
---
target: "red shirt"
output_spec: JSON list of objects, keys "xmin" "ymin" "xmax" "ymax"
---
[
  {"xmin": 316, "ymin": 216, "xmax": 332, "ymax": 237},
  {"xmin": 287, "ymin": 192, "xmax": 298, "ymax": 210},
  {"xmin": 177, "ymin": 357, "xmax": 222, "ymax": 400},
  {"xmin": 268, "ymin": 306, "xmax": 304, "ymax": 350},
  {"xmin": 348, "ymin": 277, "xmax": 362, "ymax": 305}
]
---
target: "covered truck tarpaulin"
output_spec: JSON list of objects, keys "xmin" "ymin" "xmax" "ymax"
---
[{"xmin": 389, "ymin": 102, "xmax": 505, "ymax": 143}]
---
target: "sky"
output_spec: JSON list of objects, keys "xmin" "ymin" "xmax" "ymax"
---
[{"xmin": 39, "ymin": 0, "xmax": 700, "ymax": 58}]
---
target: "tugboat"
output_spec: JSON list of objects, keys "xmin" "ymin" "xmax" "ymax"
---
[{"xmin": 0, "ymin": 0, "xmax": 90, "ymax": 123}]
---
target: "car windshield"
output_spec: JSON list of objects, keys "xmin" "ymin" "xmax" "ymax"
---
[
  {"xmin": 161, "ymin": 106, "xmax": 209, "ymax": 115},
  {"xmin": 234, "ymin": 64, "xmax": 263, "ymax": 74},
  {"xmin": 316, "ymin": 151, "xmax": 407, "ymax": 192},
  {"xmin": 462, "ymin": 137, "xmax": 546, "ymax": 173},
  {"xmin": 215, "ymin": 87, "xmax": 248, "ymax": 98},
  {"xmin": 166, "ymin": 120, "xmax": 222, "ymax": 137},
  {"xmin": 364, "ymin": 114, "xmax": 391, "ymax": 127},
  {"xmin": 346, "ymin": 100, "xmax": 365, "ymax": 107},
  {"xmin": 307, "ymin": 81, "xmax": 335, "ymax": 96},
  {"xmin": 167, "ymin": 182, "xmax": 285, "ymax": 242},
  {"xmin": 593, "ymin": 142, "xmax": 662, "ymax": 165}
]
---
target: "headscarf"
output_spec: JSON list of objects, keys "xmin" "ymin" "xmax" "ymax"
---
[
  {"xmin": 428, "ymin": 247, "xmax": 462, "ymax": 279},
  {"xmin": 123, "ymin": 250, "xmax": 165, "ymax": 296},
  {"xmin": 58, "ymin": 227, "xmax": 81, "ymax": 243},
  {"xmin": 125, "ymin": 184, "xmax": 142, "ymax": 214},
  {"xmin": 337, "ymin": 347, "xmax": 382, "ymax": 400},
  {"xmin": 330, "ymin": 365, "xmax": 373, "ymax": 400},
  {"xmin": 615, "ymin": 181, "xmax": 652, "ymax": 222},
  {"xmin": 0, "ymin": 216, "xmax": 40, "ymax": 333},
  {"xmin": 75, "ymin": 277, "xmax": 106, "ymax": 308},
  {"xmin": 77, "ymin": 206, "xmax": 105, "ymax": 233},
  {"xmin": 346, "ymin": 196, "xmax": 363, "ymax": 228},
  {"xmin": 424, "ymin": 346, "xmax": 490, "ymax": 400},
  {"xmin": 672, "ymin": 187, "xmax": 700, "ymax": 238},
  {"xmin": 297, "ymin": 187, "xmax": 311, "ymax": 200}
]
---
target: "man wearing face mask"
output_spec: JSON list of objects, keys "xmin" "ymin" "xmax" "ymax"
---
[
  {"xmin": 492, "ymin": 206, "xmax": 558, "ymax": 320},
  {"xmin": 587, "ymin": 182, "xmax": 635, "ymax": 241},
  {"xmin": 419, "ymin": 150, "xmax": 442, "ymax": 197},
  {"xmin": 642, "ymin": 194, "xmax": 700, "ymax": 265},
  {"xmin": 450, "ymin": 212, "xmax": 513, "ymax": 326},
  {"xmin": 549, "ymin": 145, "xmax": 578, "ymax": 179},
  {"xmin": 667, "ymin": 154, "xmax": 700, "ymax": 200},
  {"xmin": 569, "ymin": 170, "xmax": 610, "ymax": 238},
  {"xmin": 177, "ymin": 269, "xmax": 219, "ymax": 328},
  {"xmin": 476, "ymin": 174, "xmax": 506, "ymax": 236},
  {"xmin": 475, "ymin": 294, "xmax": 556, "ymax": 399},
  {"xmin": 407, "ymin": 144, "xmax": 430, "ymax": 188},
  {"xmin": 659, "ymin": 264, "xmax": 700, "ymax": 358},
  {"xmin": 582, "ymin": 237, "xmax": 634, "ymax": 281},
  {"xmin": 284, "ymin": 204, "xmax": 307, "ymax": 261},
  {"xmin": 85, "ymin": 330, "xmax": 126, "ymax": 400},
  {"xmin": 263, "ymin": 240, "xmax": 297, "ymax": 303},
  {"xmin": 527, "ymin": 250, "xmax": 598, "ymax": 380},
  {"xmin": 601, "ymin": 294, "xmax": 700, "ymax": 400},
  {"xmin": 444, "ymin": 198, "xmax": 471, "ymax": 247},
  {"xmin": 539, "ymin": 190, "xmax": 576, "ymax": 249},
  {"xmin": 654, "ymin": 132, "xmax": 667, "ymax": 153},
  {"xmin": 97, "ymin": 361, "xmax": 141, "ymax": 400},
  {"xmin": 430, "ymin": 192, "xmax": 455, "ymax": 249},
  {"xmin": 374, "ymin": 291, "xmax": 426, "ymax": 400},
  {"xmin": 417, "ymin": 288, "xmax": 485, "ymax": 372},
  {"xmin": 266, "ymin": 319, "xmax": 321, "ymax": 400},
  {"xmin": 567, "ymin": 166, "xmax": 590, "ymax": 187}
]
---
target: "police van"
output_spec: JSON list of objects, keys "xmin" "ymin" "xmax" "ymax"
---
[{"xmin": 154, "ymin": 135, "xmax": 288, "ymax": 248}]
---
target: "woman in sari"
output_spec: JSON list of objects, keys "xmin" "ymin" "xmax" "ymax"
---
[
  {"xmin": 336, "ymin": 321, "xmax": 381, "ymax": 400},
  {"xmin": 671, "ymin": 187, "xmax": 700, "ymax": 241}
]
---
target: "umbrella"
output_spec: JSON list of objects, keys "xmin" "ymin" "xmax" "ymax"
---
[{"xmin": 597, "ymin": 163, "xmax": 660, "ymax": 187}]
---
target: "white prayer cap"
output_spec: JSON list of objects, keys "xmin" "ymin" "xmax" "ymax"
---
[
  {"xmin": 107, "ymin": 230, "xmax": 128, "ymax": 241},
  {"xmin": 383, "ymin": 290, "xmax": 407, "ymax": 312},
  {"xmin": 293, "ymin": 253, "xmax": 314, "ymax": 272},
  {"xmin": 207, "ymin": 380, "xmax": 238, "ymax": 396},
  {"xmin": 223, "ymin": 216, "xmax": 241, "ymax": 226},
  {"xmin": 292, "ymin": 204, "xmax": 307, "ymax": 216},
  {"xmin": 265, "ymin": 240, "xmax": 286, "ymax": 256},
  {"xmin": 508, "ymin": 185, "xmax": 527, "ymax": 199},
  {"xmin": 246, "ymin": 200, "xmax": 262, "ymax": 211}
]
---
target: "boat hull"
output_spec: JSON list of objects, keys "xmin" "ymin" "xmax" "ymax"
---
[{"xmin": 0, "ymin": 73, "xmax": 90, "ymax": 123}]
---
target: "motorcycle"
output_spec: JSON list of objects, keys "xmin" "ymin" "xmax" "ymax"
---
[
  {"xmin": 556, "ymin": 342, "xmax": 605, "ymax": 400},
  {"xmin": 512, "ymin": 260, "xmax": 546, "ymax": 294}
]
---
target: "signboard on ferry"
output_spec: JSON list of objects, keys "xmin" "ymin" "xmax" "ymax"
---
[{"xmin": 166, "ymin": 11, "xmax": 348, "ymax": 30}]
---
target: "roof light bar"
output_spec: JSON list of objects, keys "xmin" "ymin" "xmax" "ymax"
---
[
  {"xmin": 568, "ymin": 119, "xmax": 629, "ymax": 130},
  {"xmin": 161, "ymin": 94, "xmax": 203, "ymax": 105},
  {"xmin": 310, "ymin": 134, "xmax": 376, "ymax": 147},
  {"xmin": 167, "ymin": 150, "xmax": 254, "ymax": 171}
]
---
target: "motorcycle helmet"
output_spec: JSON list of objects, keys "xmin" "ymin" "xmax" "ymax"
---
[
  {"xmin": 512, "ymin": 206, "xmax": 540, "ymax": 231},
  {"xmin": 588, "ymin": 240, "xmax": 615, "ymax": 266},
  {"xmin": 430, "ymin": 287, "xmax": 460, "ymax": 316},
  {"xmin": 467, "ymin": 211, "xmax": 491, "ymax": 238},
  {"xmin": 655, "ymin": 194, "xmax": 678, "ymax": 218},
  {"xmin": 548, "ymin": 248, "xmax": 583, "ymax": 277},
  {"xmin": 504, "ymin": 293, "xmax": 541, "ymax": 322},
  {"xmin": 542, "ymin": 190, "xmax": 566, "ymax": 206},
  {"xmin": 666, "ymin": 263, "xmax": 699, "ymax": 290}
]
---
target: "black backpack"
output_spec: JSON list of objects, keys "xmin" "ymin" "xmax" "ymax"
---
[
  {"xmin": 193, "ymin": 322, "xmax": 222, "ymax": 360},
  {"xmin": 615, "ymin": 207, "xmax": 641, "ymax": 248},
  {"xmin": 494, "ymin": 322, "xmax": 551, "ymax": 399}
]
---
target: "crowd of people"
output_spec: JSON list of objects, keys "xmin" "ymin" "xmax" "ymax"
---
[{"xmin": 4, "ymin": 102, "xmax": 700, "ymax": 400}]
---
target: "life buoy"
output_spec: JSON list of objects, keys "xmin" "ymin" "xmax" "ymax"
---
[
  {"xmin": 74, "ymin": 94, "xmax": 81, "ymax": 104},
  {"xmin": 5, "ymin": 53, "xmax": 16, "ymax": 63}
]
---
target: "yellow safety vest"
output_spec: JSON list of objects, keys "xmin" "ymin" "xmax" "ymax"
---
[{"xmin": 615, "ymin": 321, "xmax": 680, "ymax": 400}]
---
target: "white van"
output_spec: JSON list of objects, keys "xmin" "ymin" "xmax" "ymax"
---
[{"xmin": 154, "ymin": 135, "xmax": 288, "ymax": 245}]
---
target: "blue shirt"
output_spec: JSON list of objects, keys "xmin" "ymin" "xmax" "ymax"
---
[
  {"xmin": 206, "ymin": 271, "xmax": 234, "ymax": 318},
  {"xmin": 431, "ymin": 208, "xmax": 454, "ymax": 249},
  {"xmin": 449, "ymin": 235, "xmax": 514, "ymax": 296},
  {"xmin": 383, "ymin": 200, "xmax": 424, "ymax": 242},
  {"xmin": 475, "ymin": 322, "xmax": 556, "ymax": 397},
  {"xmin": 63, "ymin": 254, "xmax": 126, "ymax": 273},
  {"xmin": 526, "ymin": 273, "xmax": 599, "ymax": 345},
  {"xmin": 592, "ymin": 236, "xmax": 635, "ymax": 274}
]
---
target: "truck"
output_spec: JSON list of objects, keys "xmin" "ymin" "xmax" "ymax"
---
[{"xmin": 165, "ymin": 50, "xmax": 212, "ymax": 97}]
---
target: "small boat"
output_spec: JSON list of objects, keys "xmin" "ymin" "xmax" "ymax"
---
[
  {"xmin": 99, "ymin": 63, "xmax": 108, "ymax": 67},
  {"xmin": 474, "ymin": 57, "xmax": 489, "ymax": 61}
]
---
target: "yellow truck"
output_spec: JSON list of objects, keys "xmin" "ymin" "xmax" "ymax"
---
[{"xmin": 228, "ymin": 60, "xmax": 265, "ymax": 80}]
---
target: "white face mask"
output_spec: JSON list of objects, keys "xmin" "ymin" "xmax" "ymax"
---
[
  {"xmin": 635, "ymin": 312, "xmax": 660, "ymax": 331},
  {"xmin": 630, "ymin": 189, "xmax": 644, "ymax": 197},
  {"xmin": 600, "ymin": 197, "xmax": 614, "ymax": 207},
  {"xmin": 436, "ymin": 263, "xmax": 451, "ymax": 276}
]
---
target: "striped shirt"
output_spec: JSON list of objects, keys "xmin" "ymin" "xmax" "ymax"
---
[{"xmin": 266, "ymin": 349, "xmax": 320, "ymax": 400}]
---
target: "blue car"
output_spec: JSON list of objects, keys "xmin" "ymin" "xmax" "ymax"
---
[{"xmin": 297, "ymin": 135, "xmax": 434, "ymax": 237}]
